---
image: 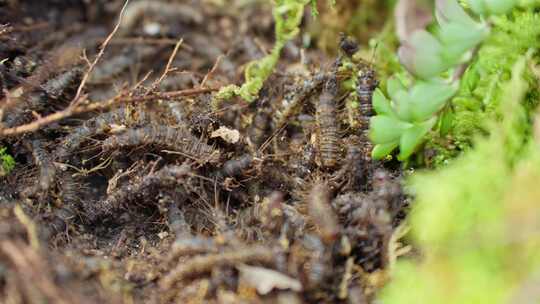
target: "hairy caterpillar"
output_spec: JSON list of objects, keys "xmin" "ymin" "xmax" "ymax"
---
[
  {"xmin": 102, "ymin": 125, "xmax": 219, "ymax": 163},
  {"xmin": 316, "ymin": 75, "xmax": 340, "ymax": 169}
]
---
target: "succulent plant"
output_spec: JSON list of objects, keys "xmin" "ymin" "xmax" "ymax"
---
[
  {"xmin": 370, "ymin": 78, "xmax": 458, "ymax": 160},
  {"xmin": 370, "ymin": 0, "xmax": 516, "ymax": 161}
]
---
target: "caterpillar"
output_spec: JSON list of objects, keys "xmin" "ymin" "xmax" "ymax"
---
[
  {"xmin": 275, "ymin": 72, "xmax": 326, "ymax": 131},
  {"xmin": 102, "ymin": 125, "xmax": 219, "ymax": 164},
  {"xmin": 3, "ymin": 67, "xmax": 83, "ymax": 128},
  {"xmin": 23, "ymin": 139, "xmax": 56, "ymax": 197},
  {"xmin": 160, "ymin": 245, "xmax": 275, "ymax": 289},
  {"xmin": 219, "ymin": 154, "xmax": 254, "ymax": 178},
  {"xmin": 330, "ymin": 135, "xmax": 365, "ymax": 192},
  {"xmin": 316, "ymin": 75, "xmax": 340, "ymax": 169},
  {"xmin": 55, "ymin": 105, "xmax": 151, "ymax": 161},
  {"xmin": 88, "ymin": 46, "xmax": 157, "ymax": 84},
  {"xmin": 307, "ymin": 181, "xmax": 340, "ymax": 245},
  {"xmin": 87, "ymin": 164, "xmax": 191, "ymax": 223},
  {"xmin": 356, "ymin": 67, "xmax": 379, "ymax": 159},
  {"xmin": 248, "ymin": 108, "xmax": 271, "ymax": 149}
]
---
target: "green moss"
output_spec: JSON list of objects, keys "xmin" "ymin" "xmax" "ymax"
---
[
  {"xmin": 215, "ymin": 0, "xmax": 310, "ymax": 104},
  {"xmin": 427, "ymin": 9, "xmax": 540, "ymax": 165},
  {"xmin": 0, "ymin": 146, "xmax": 15, "ymax": 176},
  {"xmin": 380, "ymin": 49, "xmax": 540, "ymax": 304}
]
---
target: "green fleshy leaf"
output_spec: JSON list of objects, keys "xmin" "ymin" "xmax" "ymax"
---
[
  {"xmin": 394, "ymin": 89, "xmax": 415, "ymax": 122},
  {"xmin": 461, "ymin": 62, "xmax": 480, "ymax": 92},
  {"xmin": 372, "ymin": 89, "xmax": 394, "ymax": 116},
  {"xmin": 369, "ymin": 115, "xmax": 411, "ymax": 144},
  {"xmin": 469, "ymin": 0, "xmax": 516, "ymax": 16},
  {"xmin": 409, "ymin": 81, "xmax": 459, "ymax": 121},
  {"xmin": 399, "ymin": 30, "xmax": 448, "ymax": 79},
  {"xmin": 438, "ymin": 22, "xmax": 489, "ymax": 63},
  {"xmin": 435, "ymin": 0, "xmax": 478, "ymax": 28},
  {"xmin": 398, "ymin": 118, "xmax": 437, "ymax": 160},
  {"xmin": 372, "ymin": 141, "xmax": 399, "ymax": 160},
  {"xmin": 387, "ymin": 76, "xmax": 407, "ymax": 101}
]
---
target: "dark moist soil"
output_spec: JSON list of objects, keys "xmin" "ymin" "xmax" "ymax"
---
[{"xmin": 0, "ymin": 1, "xmax": 408, "ymax": 303}]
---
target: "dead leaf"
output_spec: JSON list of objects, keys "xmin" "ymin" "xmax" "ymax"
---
[
  {"xmin": 210, "ymin": 126, "xmax": 240, "ymax": 144},
  {"xmin": 237, "ymin": 264, "xmax": 302, "ymax": 295}
]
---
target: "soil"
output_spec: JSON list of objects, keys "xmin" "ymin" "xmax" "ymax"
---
[{"xmin": 0, "ymin": 1, "xmax": 408, "ymax": 303}]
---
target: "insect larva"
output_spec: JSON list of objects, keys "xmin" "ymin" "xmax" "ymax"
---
[
  {"xmin": 219, "ymin": 154, "xmax": 253, "ymax": 178},
  {"xmin": 356, "ymin": 67, "xmax": 379, "ymax": 159},
  {"xmin": 371, "ymin": 169, "xmax": 403, "ymax": 218},
  {"xmin": 307, "ymin": 181, "xmax": 340, "ymax": 244},
  {"xmin": 160, "ymin": 245, "xmax": 275, "ymax": 289},
  {"xmin": 87, "ymin": 164, "xmax": 191, "ymax": 223},
  {"xmin": 335, "ymin": 190, "xmax": 393, "ymax": 272},
  {"xmin": 47, "ymin": 171, "xmax": 89, "ymax": 236},
  {"xmin": 339, "ymin": 33, "xmax": 359, "ymax": 58},
  {"xmin": 235, "ymin": 191, "xmax": 285, "ymax": 240},
  {"xmin": 275, "ymin": 72, "xmax": 326, "ymax": 131},
  {"xmin": 44, "ymin": 205, "xmax": 76, "ymax": 239},
  {"xmin": 248, "ymin": 109, "xmax": 271, "ymax": 149},
  {"xmin": 40, "ymin": 67, "xmax": 83, "ymax": 99},
  {"xmin": 169, "ymin": 237, "xmax": 219, "ymax": 261},
  {"xmin": 300, "ymin": 234, "xmax": 332, "ymax": 290},
  {"xmin": 316, "ymin": 75, "xmax": 340, "ymax": 169},
  {"xmin": 167, "ymin": 202, "xmax": 191, "ymax": 237},
  {"xmin": 23, "ymin": 139, "xmax": 56, "ymax": 197},
  {"xmin": 102, "ymin": 125, "xmax": 219, "ymax": 163},
  {"xmin": 330, "ymin": 135, "xmax": 365, "ymax": 191},
  {"xmin": 88, "ymin": 46, "xmax": 156, "ymax": 84},
  {"xmin": 55, "ymin": 105, "xmax": 150, "ymax": 161},
  {"xmin": 2, "ymin": 68, "xmax": 83, "ymax": 128},
  {"xmin": 119, "ymin": 1, "xmax": 203, "ymax": 34}
]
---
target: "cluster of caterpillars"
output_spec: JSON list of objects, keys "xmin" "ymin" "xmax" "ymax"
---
[{"xmin": 1, "ymin": 26, "xmax": 404, "ymax": 303}]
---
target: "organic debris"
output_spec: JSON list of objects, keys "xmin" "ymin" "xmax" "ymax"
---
[{"xmin": 0, "ymin": 1, "xmax": 406, "ymax": 303}]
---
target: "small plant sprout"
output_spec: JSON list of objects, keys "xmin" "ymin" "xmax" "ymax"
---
[
  {"xmin": 0, "ymin": 146, "xmax": 15, "ymax": 176},
  {"xmin": 216, "ymin": 0, "xmax": 336, "ymax": 104},
  {"xmin": 216, "ymin": 0, "xmax": 311, "ymax": 103},
  {"xmin": 369, "ymin": 0, "xmax": 517, "ymax": 161}
]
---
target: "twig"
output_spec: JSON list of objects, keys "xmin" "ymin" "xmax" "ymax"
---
[
  {"xmin": 156, "ymin": 38, "xmax": 184, "ymax": 84},
  {"xmin": 201, "ymin": 55, "xmax": 224, "ymax": 88},
  {"xmin": 70, "ymin": 0, "xmax": 130, "ymax": 106},
  {"xmin": 0, "ymin": 87, "xmax": 217, "ymax": 137}
]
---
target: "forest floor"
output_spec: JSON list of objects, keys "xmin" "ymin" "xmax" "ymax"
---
[{"xmin": 0, "ymin": 1, "xmax": 408, "ymax": 303}]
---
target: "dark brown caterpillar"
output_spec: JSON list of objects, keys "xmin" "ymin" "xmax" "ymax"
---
[
  {"xmin": 307, "ymin": 181, "xmax": 340, "ymax": 245},
  {"xmin": 87, "ymin": 164, "xmax": 191, "ymax": 223},
  {"xmin": 55, "ymin": 105, "xmax": 150, "ymax": 161},
  {"xmin": 275, "ymin": 72, "xmax": 326, "ymax": 131},
  {"xmin": 316, "ymin": 75, "xmax": 340, "ymax": 169},
  {"xmin": 219, "ymin": 154, "xmax": 254, "ymax": 178},
  {"xmin": 169, "ymin": 237, "xmax": 220, "ymax": 261},
  {"xmin": 119, "ymin": 0, "xmax": 203, "ymax": 34},
  {"xmin": 40, "ymin": 67, "xmax": 83, "ymax": 99},
  {"xmin": 356, "ymin": 67, "xmax": 379, "ymax": 158},
  {"xmin": 160, "ymin": 245, "xmax": 275, "ymax": 289},
  {"xmin": 102, "ymin": 125, "xmax": 219, "ymax": 163},
  {"xmin": 330, "ymin": 135, "xmax": 365, "ymax": 191},
  {"xmin": 23, "ymin": 139, "xmax": 56, "ymax": 197},
  {"xmin": 3, "ymin": 67, "xmax": 83, "ymax": 128},
  {"xmin": 167, "ymin": 201, "xmax": 191, "ymax": 237},
  {"xmin": 332, "ymin": 190, "xmax": 393, "ymax": 272},
  {"xmin": 339, "ymin": 33, "xmax": 359, "ymax": 58},
  {"xmin": 88, "ymin": 46, "xmax": 157, "ymax": 84},
  {"xmin": 43, "ymin": 171, "xmax": 88, "ymax": 238},
  {"xmin": 235, "ymin": 191, "xmax": 285, "ymax": 241},
  {"xmin": 248, "ymin": 108, "xmax": 271, "ymax": 149}
]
